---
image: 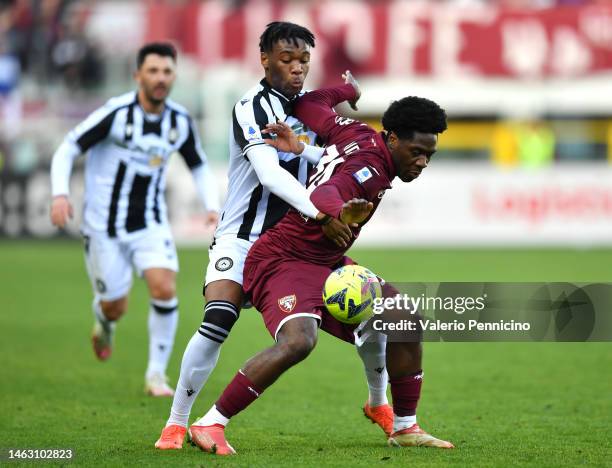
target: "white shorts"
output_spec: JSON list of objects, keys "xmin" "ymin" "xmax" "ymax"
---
[
  {"xmin": 83, "ymin": 226, "xmax": 178, "ymax": 301},
  {"xmin": 204, "ymin": 236, "xmax": 253, "ymax": 288}
]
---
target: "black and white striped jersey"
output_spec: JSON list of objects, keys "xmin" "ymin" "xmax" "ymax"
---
[
  {"xmin": 214, "ymin": 79, "xmax": 317, "ymax": 242},
  {"xmin": 51, "ymin": 91, "xmax": 218, "ymax": 239}
]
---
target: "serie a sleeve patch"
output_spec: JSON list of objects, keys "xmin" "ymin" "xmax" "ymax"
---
[
  {"xmin": 247, "ymin": 126, "xmax": 260, "ymax": 141},
  {"xmin": 352, "ymin": 167, "xmax": 373, "ymax": 184}
]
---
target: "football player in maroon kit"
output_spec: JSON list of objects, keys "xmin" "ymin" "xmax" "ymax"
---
[{"xmin": 187, "ymin": 72, "xmax": 453, "ymax": 454}]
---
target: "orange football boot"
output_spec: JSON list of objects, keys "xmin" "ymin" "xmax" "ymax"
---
[
  {"xmin": 363, "ymin": 401, "xmax": 394, "ymax": 436},
  {"xmin": 188, "ymin": 424, "xmax": 236, "ymax": 455},
  {"xmin": 155, "ymin": 424, "xmax": 186, "ymax": 450}
]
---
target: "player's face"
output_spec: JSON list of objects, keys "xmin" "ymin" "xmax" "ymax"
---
[
  {"xmin": 135, "ymin": 54, "xmax": 176, "ymax": 104},
  {"xmin": 261, "ymin": 39, "xmax": 310, "ymax": 98},
  {"xmin": 389, "ymin": 131, "xmax": 438, "ymax": 182}
]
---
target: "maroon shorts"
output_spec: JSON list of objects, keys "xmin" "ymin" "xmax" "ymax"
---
[
  {"xmin": 243, "ymin": 245, "xmax": 400, "ymax": 343},
  {"xmin": 243, "ymin": 250, "xmax": 358, "ymax": 343}
]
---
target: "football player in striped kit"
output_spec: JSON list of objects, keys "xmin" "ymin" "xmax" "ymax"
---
[
  {"xmin": 156, "ymin": 23, "xmax": 392, "ymax": 450},
  {"xmin": 50, "ymin": 43, "xmax": 221, "ymax": 397}
]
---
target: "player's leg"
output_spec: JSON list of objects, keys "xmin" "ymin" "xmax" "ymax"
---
[
  {"xmin": 320, "ymin": 277, "xmax": 452, "ymax": 449},
  {"xmin": 165, "ymin": 279, "xmax": 243, "ymax": 426},
  {"xmin": 142, "ymin": 267, "xmax": 178, "ymax": 396},
  {"xmin": 157, "ymin": 239, "xmax": 248, "ymax": 449},
  {"xmin": 385, "ymin": 323, "xmax": 453, "ymax": 448},
  {"xmin": 342, "ymin": 257, "xmax": 392, "ymax": 435},
  {"xmin": 358, "ymin": 331, "xmax": 393, "ymax": 435},
  {"xmin": 186, "ymin": 254, "xmax": 326, "ymax": 454},
  {"xmin": 83, "ymin": 234, "xmax": 132, "ymax": 361},
  {"xmin": 98, "ymin": 297, "xmax": 128, "ymax": 321},
  {"xmin": 189, "ymin": 316, "xmax": 319, "ymax": 455},
  {"xmin": 131, "ymin": 227, "xmax": 180, "ymax": 396},
  {"xmin": 92, "ymin": 296, "xmax": 128, "ymax": 360}
]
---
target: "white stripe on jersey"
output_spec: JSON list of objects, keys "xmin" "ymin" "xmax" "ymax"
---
[
  {"xmin": 54, "ymin": 91, "xmax": 208, "ymax": 239},
  {"xmin": 214, "ymin": 80, "xmax": 318, "ymax": 242}
]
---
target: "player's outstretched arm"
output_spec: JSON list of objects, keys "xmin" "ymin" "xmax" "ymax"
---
[
  {"xmin": 50, "ymin": 98, "xmax": 123, "ymax": 228},
  {"xmin": 293, "ymin": 83, "xmax": 358, "ymax": 141},
  {"xmin": 179, "ymin": 117, "xmax": 221, "ymax": 228},
  {"xmin": 188, "ymin": 164, "xmax": 221, "ymax": 228},
  {"xmin": 262, "ymin": 122, "xmax": 325, "ymax": 165},
  {"xmin": 248, "ymin": 144, "xmax": 353, "ymax": 246},
  {"xmin": 339, "ymin": 198, "xmax": 373, "ymax": 225},
  {"xmin": 50, "ymin": 139, "xmax": 81, "ymax": 228}
]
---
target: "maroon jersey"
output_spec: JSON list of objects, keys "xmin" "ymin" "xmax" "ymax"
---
[{"xmin": 251, "ymin": 84, "xmax": 397, "ymax": 267}]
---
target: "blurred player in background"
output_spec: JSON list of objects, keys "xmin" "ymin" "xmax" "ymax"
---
[
  {"xmin": 50, "ymin": 42, "xmax": 220, "ymax": 396},
  {"xmin": 183, "ymin": 73, "xmax": 453, "ymax": 454},
  {"xmin": 156, "ymin": 23, "xmax": 391, "ymax": 449}
]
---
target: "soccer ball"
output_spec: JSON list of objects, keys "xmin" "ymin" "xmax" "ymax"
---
[{"xmin": 322, "ymin": 265, "xmax": 382, "ymax": 324}]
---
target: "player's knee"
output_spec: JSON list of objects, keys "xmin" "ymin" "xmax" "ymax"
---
[
  {"xmin": 279, "ymin": 333, "xmax": 317, "ymax": 365},
  {"xmin": 149, "ymin": 282, "xmax": 176, "ymax": 301},
  {"xmin": 204, "ymin": 279, "xmax": 243, "ymax": 306},
  {"xmin": 276, "ymin": 317, "xmax": 318, "ymax": 364},
  {"xmin": 100, "ymin": 298, "xmax": 127, "ymax": 320}
]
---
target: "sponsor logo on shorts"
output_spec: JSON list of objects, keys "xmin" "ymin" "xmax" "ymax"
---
[
  {"xmin": 95, "ymin": 279, "xmax": 107, "ymax": 294},
  {"xmin": 215, "ymin": 257, "xmax": 233, "ymax": 272},
  {"xmin": 278, "ymin": 294, "xmax": 297, "ymax": 314}
]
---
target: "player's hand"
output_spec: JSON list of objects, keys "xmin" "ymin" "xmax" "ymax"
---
[
  {"xmin": 321, "ymin": 218, "xmax": 354, "ymax": 248},
  {"xmin": 204, "ymin": 211, "xmax": 219, "ymax": 230},
  {"xmin": 339, "ymin": 198, "xmax": 373, "ymax": 225},
  {"xmin": 342, "ymin": 70, "xmax": 361, "ymax": 111},
  {"xmin": 262, "ymin": 122, "xmax": 304, "ymax": 155},
  {"xmin": 50, "ymin": 195, "xmax": 73, "ymax": 228}
]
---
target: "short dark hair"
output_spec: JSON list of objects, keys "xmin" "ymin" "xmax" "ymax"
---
[
  {"xmin": 137, "ymin": 42, "xmax": 177, "ymax": 68},
  {"xmin": 259, "ymin": 21, "xmax": 315, "ymax": 53},
  {"xmin": 381, "ymin": 97, "xmax": 447, "ymax": 140}
]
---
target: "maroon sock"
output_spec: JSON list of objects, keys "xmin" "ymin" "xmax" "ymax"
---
[
  {"xmin": 389, "ymin": 370, "xmax": 423, "ymax": 416},
  {"xmin": 215, "ymin": 371, "xmax": 263, "ymax": 419}
]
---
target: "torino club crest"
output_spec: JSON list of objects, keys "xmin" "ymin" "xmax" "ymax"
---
[{"xmin": 278, "ymin": 294, "xmax": 297, "ymax": 313}]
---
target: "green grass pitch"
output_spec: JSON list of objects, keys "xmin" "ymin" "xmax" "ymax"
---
[{"xmin": 1, "ymin": 241, "xmax": 611, "ymax": 467}]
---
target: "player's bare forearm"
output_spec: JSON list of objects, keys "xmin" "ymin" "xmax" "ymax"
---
[
  {"xmin": 339, "ymin": 198, "xmax": 373, "ymax": 225},
  {"xmin": 321, "ymin": 217, "xmax": 353, "ymax": 248}
]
